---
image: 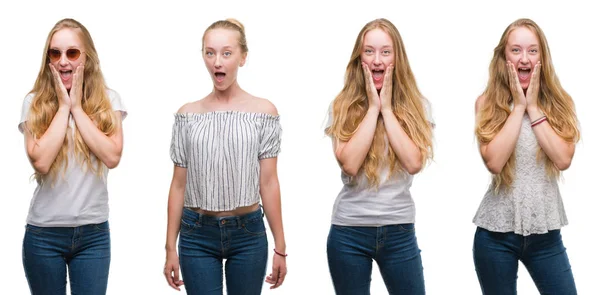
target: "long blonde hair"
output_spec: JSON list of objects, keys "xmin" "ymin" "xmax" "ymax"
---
[
  {"xmin": 27, "ymin": 18, "xmax": 117, "ymax": 183},
  {"xmin": 326, "ymin": 18, "xmax": 433, "ymax": 186},
  {"xmin": 476, "ymin": 18, "xmax": 580, "ymax": 192}
]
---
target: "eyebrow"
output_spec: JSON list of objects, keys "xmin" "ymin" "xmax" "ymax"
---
[
  {"xmin": 204, "ymin": 46, "xmax": 234, "ymax": 50},
  {"xmin": 363, "ymin": 45, "xmax": 393, "ymax": 49}
]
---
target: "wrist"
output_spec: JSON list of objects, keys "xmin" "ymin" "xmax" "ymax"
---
[
  {"xmin": 58, "ymin": 105, "xmax": 71, "ymax": 113},
  {"xmin": 273, "ymin": 248, "xmax": 288, "ymax": 257},
  {"xmin": 367, "ymin": 106, "xmax": 380, "ymax": 116},
  {"xmin": 512, "ymin": 104, "xmax": 527, "ymax": 113},
  {"xmin": 70, "ymin": 105, "xmax": 84, "ymax": 114},
  {"xmin": 381, "ymin": 108, "xmax": 394, "ymax": 117}
]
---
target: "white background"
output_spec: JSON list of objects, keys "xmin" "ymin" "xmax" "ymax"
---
[{"xmin": 1, "ymin": 0, "xmax": 598, "ymax": 294}]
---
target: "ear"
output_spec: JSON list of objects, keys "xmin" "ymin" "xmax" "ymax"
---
[{"xmin": 239, "ymin": 52, "xmax": 248, "ymax": 67}]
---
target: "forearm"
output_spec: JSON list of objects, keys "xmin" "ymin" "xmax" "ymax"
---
[
  {"xmin": 165, "ymin": 186, "xmax": 185, "ymax": 252},
  {"xmin": 71, "ymin": 107, "xmax": 122, "ymax": 168},
  {"xmin": 261, "ymin": 178, "xmax": 285, "ymax": 252},
  {"xmin": 26, "ymin": 106, "xmax": 70, "ymax": 174},
  {"xmin": 528, "ymin": 107, "xmax": 575, "ymax": 170},
  {"xmin": 480, "ymin": 106, "xmax": 526, "ymax": 173},
  {"xmin": 335, "ymin": 107, "xmax": 380, "ymax": 176},
  {"xmin": 381, "ymin": 109, "xmax": 422, "ymax": 174}
]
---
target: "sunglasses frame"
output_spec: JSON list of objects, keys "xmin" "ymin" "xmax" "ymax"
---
[{"xmin": 47, "ymin": 48, "xmax": 85, "ymax": 62}]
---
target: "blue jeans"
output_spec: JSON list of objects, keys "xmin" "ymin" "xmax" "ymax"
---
[
  {"xmin": 22, "ymin": 221, "xmax": 111, "ymax": 295},
  {"xmin": 327, "ymin": 224, "xmax": 426, "ymax": 295},
  {"xmin": 179, "ymin": 207, "xmax": 268, "ymax": 295},
  {"xmin": 473, "ymin": 227, "xmax": 577, "ymax": 295}
]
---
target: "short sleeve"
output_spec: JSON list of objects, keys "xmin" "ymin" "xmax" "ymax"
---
[
  {"xmin": 170, "ymin": 114, "xmax": 189, "ymax": 167},
  {"xmin": 322, "ymin": 101, "xmax": 335, "ymax": 138},
  {"xmin": 108, "ymin": 89, "xmax": 128, "ymax": 121},
  {"xmin": 259, "ymin": 116, "xmax": 282, "ymax": 160},
  {"xmin": 422, "ymin": 98, "xmax": 435, "ymax": 128},
  {"xmin": 18, "ymin": 93, "xmax": 35, "ymax": 133}
]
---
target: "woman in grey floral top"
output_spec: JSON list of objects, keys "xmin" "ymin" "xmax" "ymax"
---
[{"xmin": 473, "ymin": 19, "xmax": 580, "ymax": 295}]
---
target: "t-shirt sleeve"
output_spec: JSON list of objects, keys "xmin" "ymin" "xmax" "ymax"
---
[
  {"xmin": 422, "ymin": 98, "xmax": 435, "ymax": 128},
  {"xmin": 259, "ymin": 116, "xmax": 282, "ymax": 160},
  {"xmin": 18, "ymin": 93, "xmax": 35, "ymax": 133},
  {"xmin": 170, "ymin": 114, "xmax": 188, "ymax": 168},
  {"xmin": 108, "ymin": 89, "xmax": 128, "ymax": 121}
]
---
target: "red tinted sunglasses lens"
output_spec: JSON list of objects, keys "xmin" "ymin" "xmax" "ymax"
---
[
  {"xmin": 47, "ymin": 49, "xmax": 61, "ymax": 62},
  {"xmin": 47, "ymin": 49, "xmax": 82, "ymax": 62},
  {"xmin": 66, "ymin": 49, "xmax": 81, "ymax": 60}
]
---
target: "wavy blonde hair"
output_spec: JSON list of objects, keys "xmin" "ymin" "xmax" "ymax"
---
[
  {"xmin": 27, "ymin": 18, "xmax": 117, "ymax": 183},
  {"xmin": 476, "ymin": 18, "xmax": 580, "ymax": 192},
  {"xmin": 325, "ymin": 18, "xmax": 433, "ymax": 186}
]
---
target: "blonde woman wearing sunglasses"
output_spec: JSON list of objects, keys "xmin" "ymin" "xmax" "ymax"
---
[{"xmin": 19, "ymin": 18, "xmax": 126, "ymax": 295}]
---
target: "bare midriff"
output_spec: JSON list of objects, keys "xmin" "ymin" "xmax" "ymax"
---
[{"xmin": 190, "ymin": 202, "xmax": 260, "ymax": 217}]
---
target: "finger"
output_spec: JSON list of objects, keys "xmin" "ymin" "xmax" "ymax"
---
[
  {"xmin": 49, "ymin": 64, "xmax": 61, "ymax": 83},
  {"xmin": 274, "ymin": 269, "xmax": 286, "ymax": 289},
  {"xmin": 164, "ymin": 267, "xmax": 180, "ymax": 291},
  {"xmin": 382, "ymin": 64, "xmax": 394, "ymax": 95},
  {"xmin": 362, "ymin": 62, "xmax": 377, "ymax": 91}
]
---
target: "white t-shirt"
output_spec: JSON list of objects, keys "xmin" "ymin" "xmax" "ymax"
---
[
  {"xmin": 19, "ymin": 89, "xmax": 127, "ymax": 227},
  {"xmin": 326, "ymin": 99, "xmax": 434, "ymax": 226}
]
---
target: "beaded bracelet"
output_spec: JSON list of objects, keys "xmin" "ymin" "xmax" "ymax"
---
[
  {"xmin": 273, "ymin": 248, "xmax": 288, "ymax": 257},
  {"xmin": 531, "ymin": 115, "xmax": 547, "ymax": 127}
]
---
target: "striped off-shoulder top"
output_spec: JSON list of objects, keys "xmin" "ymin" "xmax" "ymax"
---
[{"xmin": 170, "ymin": 111, "xmax": 282, "ymax": 211}]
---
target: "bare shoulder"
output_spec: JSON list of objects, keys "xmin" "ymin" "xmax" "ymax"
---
[
  {"xmin": 475, "ymin": 95, "xmax": 487, "ymax": 114},
  {"xmin": 252, "ymin": 97, "xmax": 279, "ymax": 116},
  {"xmin": 176, "ymin": 96, "xmax": 210, "ymax": 113}
]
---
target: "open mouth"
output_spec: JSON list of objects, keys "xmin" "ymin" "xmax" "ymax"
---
[
  {"xmin": 60, "ymin": 70, "xmax": 72, "ymax": 81},
  {"xmin": 214, "ymin": 71, "xmax": 226, "ymax": 82},
  {"xmin": 518, "ymin": 67, "xmax": 531, "ymax": 80},
  {"xmin": 372, "ymin": 70, "xmax": 384, "ymax": 81}
]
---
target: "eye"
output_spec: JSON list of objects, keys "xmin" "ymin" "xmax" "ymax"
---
[
  {"xmin": 224, "ymin": 51, "xmax": 232, "ymax": 57},
  {"xmin": 383, "ymin": 50, "xmax": 391, "ymax": 55},
  {"xmin": 511, "ymin": 48, "xmax": 520, "ymax": 53},
  {"xmin": 205, "ymin": 51, "xmax": 214, "ymax": 56},
  {"xmin": 365, "ymin": 49, "xmax": 373, "ymax": 54},
  {"xmin": 529, "ymin": 49, "xmax": 538, "ymax": 53}
]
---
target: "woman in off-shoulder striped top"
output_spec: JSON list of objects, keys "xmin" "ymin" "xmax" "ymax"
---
[{"xmin": 163, "ymin": 19, "xmax": 287, "ymax": 295}]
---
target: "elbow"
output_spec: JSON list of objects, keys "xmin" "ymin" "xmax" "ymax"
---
[
  {"xmin": 406, "ymin": 165, "xmax": 422, "ymax": 175},
  {"xmin": 484, "ymin": 162, "xmax": 503, "ymax": 175},
  {"xmin": 405, "ymin": 158, "xmax": 423, "ymax": 175},
  {"xmin": 555, "ymin": 158, "xmax": 572, "ymax": 171},
  {"xmin": 340, "ymin": 162, "xmax": 360, "ymax": 177},
  {"xmin": 31, "ymin": 159, "xmax": 51, "ymax": 175},
  {"xmin": 105, "ymin": 154, "xmax": 122, "ymax": 169}
]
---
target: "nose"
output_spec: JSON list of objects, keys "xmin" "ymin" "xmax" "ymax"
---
[
  {"xmin": 214, "ymin": 55, "xmax": 222, "ymax": 68},
  {"xmin": 59, "ymin": 52, "xmax": 69, "ymax": 66},
  {"xmin": 520, "ymin": 52, "xmax": 530, "ymax": 65},
  {"xmin": 374, "ymin": 53, "xmax": 382, "ymax": 66}
]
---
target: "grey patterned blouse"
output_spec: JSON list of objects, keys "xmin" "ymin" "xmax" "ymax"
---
[
  {"xmin": 473, "ymin": 114, "xmax": 568, "ymax": 236},
  {"xmin": 170, "ymin": 111, "xmax": 282, "ymax": 211}
]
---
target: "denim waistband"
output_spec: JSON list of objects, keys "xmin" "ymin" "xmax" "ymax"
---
[{"xmin": 182, "ymin": 206, "xmax": 264, "ymax": 228}]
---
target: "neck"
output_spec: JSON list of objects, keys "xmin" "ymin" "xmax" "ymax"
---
[{"xmin": 212, "ymin": 81, "xmax": 243, "ymax": 102}]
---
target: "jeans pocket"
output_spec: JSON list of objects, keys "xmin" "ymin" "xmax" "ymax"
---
[
  {"xmin": 398, "ymin": 223, "xmax": 415, "ymax": 232},
  {"xmin": 242, "ymin": 218, "xmax": 266, "ymax": 236},
  {"xmin": 180, "ymin": 218, "xmax": 198, "ymax": 234},
  {"xmin": 93, "ymin": 221, "xmax": 110, "ymax": 233},
  {"xmin": 25, "ymin": 224, "xmax": 44, "ymax": 234}
]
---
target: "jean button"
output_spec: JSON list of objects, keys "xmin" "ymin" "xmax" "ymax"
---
[{"xmin": 221, "ymin": 220, "xmax": 226, "ymax": 225}]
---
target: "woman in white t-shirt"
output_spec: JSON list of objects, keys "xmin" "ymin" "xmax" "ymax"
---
[
  {"xmin": 19, "ymin": 18, "xmax": 126, "ymax": 295},
  {"xmin": 325, "ymin": 18, "xmax": 434, "ymax": 294}
]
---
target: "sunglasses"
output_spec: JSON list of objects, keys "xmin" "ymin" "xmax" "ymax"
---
[{"xmin": 47, "ymin": 48, "xmax": 83, "ymax": 62}]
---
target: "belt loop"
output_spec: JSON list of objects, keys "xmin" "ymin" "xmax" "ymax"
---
[
  {"xmin": 260, "ymin": 204, "xmax": 264, "ymax": 217},
  {"xmin": 237, "ymin": 216, "xmax": 242, "ymax": 229}
]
